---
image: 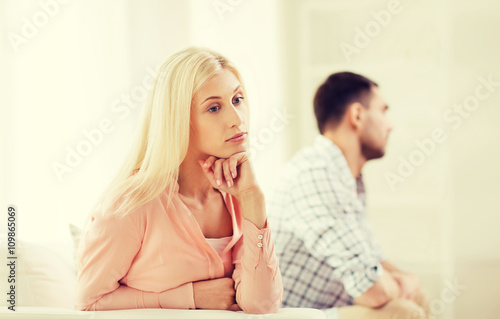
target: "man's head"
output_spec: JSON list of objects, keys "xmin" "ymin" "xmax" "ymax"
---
[{"xmin": 313, "ymin": 71, "xmax": 392, "ymax": 160}]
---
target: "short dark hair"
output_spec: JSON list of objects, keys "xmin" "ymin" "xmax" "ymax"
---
[{"xmin": 313, "ymin": 71, "xmax": 378, "ymax": 133}]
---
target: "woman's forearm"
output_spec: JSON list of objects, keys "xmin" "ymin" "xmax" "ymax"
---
[
  {"xmin": 233, "ymin": 218, "xmax": 283, "ymax": 314},
  {"xmin": 235, "ymin": 186, "xmax": 267, "ymax": 229},
  {"xmin": 78, "ymin": 282, "xmax": 195, "ymax": 310}
]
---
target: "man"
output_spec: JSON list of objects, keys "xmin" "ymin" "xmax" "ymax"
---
[{"xmin": 268, "ymin": 72, "xmax": 429, "ymax": 319}]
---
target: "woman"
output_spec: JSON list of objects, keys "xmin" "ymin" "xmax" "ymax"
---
[{"xmin": 75, "ymin": 47, "xmax": 283, "ymax": 314}]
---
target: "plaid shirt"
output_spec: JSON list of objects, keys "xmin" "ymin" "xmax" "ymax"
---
[{"xmin": 268, "ymin": 134, "xmax": 385, "ymax": 312}]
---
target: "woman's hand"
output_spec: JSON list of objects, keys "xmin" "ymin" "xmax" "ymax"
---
[
  {"xmin": 192, "ymin": 278, "xmax": 241, "ymax": 311},
  {"xmin": 197, "ymin": 152, "xmax": 258, "ymax": 199},
  {"xmin": 198, "ymin": 152, "xmax": 267, "ymax": 229}
]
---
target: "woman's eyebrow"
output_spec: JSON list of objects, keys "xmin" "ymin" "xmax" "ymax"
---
[{"xmin": 201, "ymin": 85, "xmax": 242, "ymax": 105}]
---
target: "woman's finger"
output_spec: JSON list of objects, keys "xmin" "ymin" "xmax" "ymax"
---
[
  {"xmin": 236, "ymin": 152, "xmax": 249, "ymax": 166},
  {"xmin": 203, "ymin": 156, "xmax": 217, "ymax": 169},
  {"xmin": 222, "ymin": 160, "xmax": 233, "ymax": 187},
  {"xmin": 198, "ymin": 159, "xmax": 218, "ymax": 187},
  {"xmin": 213, "ymin": 159, "xmax": 224, "ymax": 187},
  {"xmin": 229, "ymin": 156, "xmax": 238, "ymax": 179}
]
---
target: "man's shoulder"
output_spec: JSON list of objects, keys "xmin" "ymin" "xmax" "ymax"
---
[
  {"xmin": 279, "ymin": 143, "xmax": 343, "ymax": 183},
  {"xmin": 269, "ymin": 145, "xmax": 348, "ymax": 213}
]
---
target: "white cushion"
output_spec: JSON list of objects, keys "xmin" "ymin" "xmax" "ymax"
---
[{"xmin": 0, "ymin": 235, "xmax": 76, "ymax": 309}]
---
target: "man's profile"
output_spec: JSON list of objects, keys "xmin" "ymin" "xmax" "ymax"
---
[{"xmin": 268, "ymin": 72, "xmax": 429, "ymax": 319}]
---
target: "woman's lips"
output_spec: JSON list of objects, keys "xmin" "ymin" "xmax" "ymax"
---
[{"xmin": 226, "ymin": 133, "xmax": 247, "ymax": 143}]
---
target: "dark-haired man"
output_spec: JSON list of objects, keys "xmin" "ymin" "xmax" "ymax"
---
[{"xmin": 268, "ymin": 72, "xmax": 429, "ymax": 318}]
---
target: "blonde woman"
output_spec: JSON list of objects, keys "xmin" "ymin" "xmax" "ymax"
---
[{"xmin": 75, "ymin": 47, "xmax": 283, "ymax": 314}]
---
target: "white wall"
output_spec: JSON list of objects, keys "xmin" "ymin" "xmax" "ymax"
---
[
  {"xmin": 448, "ymin": 1, "xmax": 500, "ymax": 318},
  {"xmin": 0, "ymin": 0, "xmax": 191, "ymax": 244}
]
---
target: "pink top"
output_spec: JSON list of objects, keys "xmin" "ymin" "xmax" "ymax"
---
[
  {"xmin": 206, "ymin": 236, "xmax": 233, "ymax": 277},
  {"xmin": 75, "ymin": 182, "xmax": 283, "ymax": 314},
  {"xmin": 206, "ymin": 236, "xmax": 232, "ymax": 254}
]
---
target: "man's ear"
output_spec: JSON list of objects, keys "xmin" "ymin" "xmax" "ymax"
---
[{"xmin": 347, "ymin": 102, "xmax": 364, "ymax": 129}]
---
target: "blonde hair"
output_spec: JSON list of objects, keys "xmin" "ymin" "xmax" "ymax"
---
[{"xmin": 95, "ymin": 47, "xmax": 244, "ymax": 217}]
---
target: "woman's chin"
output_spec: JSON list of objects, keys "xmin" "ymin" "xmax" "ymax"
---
[
  {"xmin": 214, "ymin": 145, "xmax": 248, "ymax": 158},
  {"xmin": 232, "ymin": 143, "xmax": 248, "ymax": 154}
]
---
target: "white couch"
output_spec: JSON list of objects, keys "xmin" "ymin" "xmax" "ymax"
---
[
  {"xmin": 0, "ymin": 235, "xmax": 325, "ymax": 319},
  {"xmin": 1, "ymin": 307, "xmax": 325, "ymax": 319}
]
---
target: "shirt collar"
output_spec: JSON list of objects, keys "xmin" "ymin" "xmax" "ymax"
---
[{"xmin": 313, "ymin": 134, "xmax": 359, "ymax": 191}]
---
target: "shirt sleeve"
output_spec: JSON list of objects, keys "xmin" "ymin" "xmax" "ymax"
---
[
  {"xmin": 75, "ymin": 207, "xmax": 195, "ymax": 310},
  {"xmin": 231, "ymin": 217, "xmax": 283, "ymax": 314},
  {"xmin": 357, "ymin": 175, "xmax": 386, "ymax": 261},
  {"xmin": 360, "ymin": 216, "xmax": 386, "ymax": 261},
  {"xmin": 289, "ymin": 167, "xmax": 383, "ymax": 298}
]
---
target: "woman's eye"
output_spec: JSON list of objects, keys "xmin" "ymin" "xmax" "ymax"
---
[
  {"xmin": 233, "ymin": 96, "xmax": 244, "ymax": 105},
  {"xmin": 208, "ymin": 105, "xmax": 220, "ymax": 113}
]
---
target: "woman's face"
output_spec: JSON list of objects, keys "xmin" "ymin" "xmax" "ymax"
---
[{"xmin": 190, "ymin": 68, "xmax": 249, "ymax": 159}]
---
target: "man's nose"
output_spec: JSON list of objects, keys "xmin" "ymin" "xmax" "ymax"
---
[{"xmin": 387, "ymin": 119, "xmax": 393, "ymax": 132}]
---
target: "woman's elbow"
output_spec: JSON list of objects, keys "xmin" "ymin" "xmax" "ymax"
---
[
  {"xmin": 240, "ymin": 297, "xmax": 282, "ymax": 314},
  {"xmin": 74, "ymin": 303, "xmax": 95, "ymax": 311},
  {"xmin": 74, "ymin": 294, "xmax": 98, "ymax": 311}
]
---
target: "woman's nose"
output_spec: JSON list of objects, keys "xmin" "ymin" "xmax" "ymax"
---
[{"xmin": 227, "ymin": 104, "xmax": 243, "ymax": 127}]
